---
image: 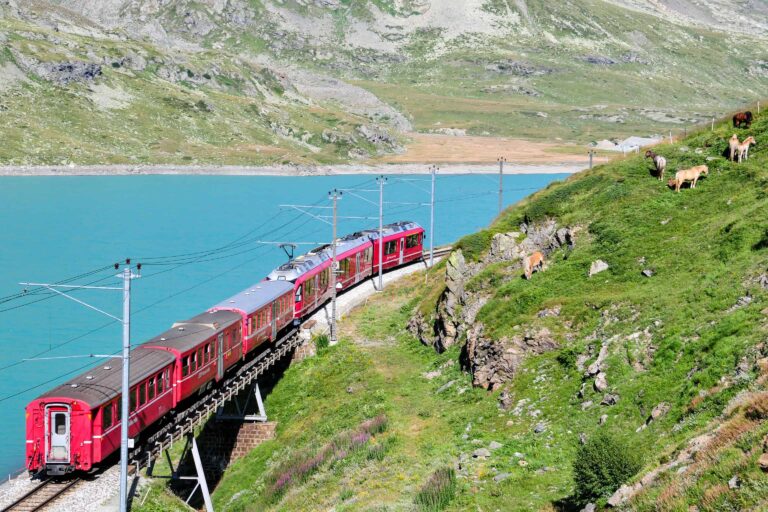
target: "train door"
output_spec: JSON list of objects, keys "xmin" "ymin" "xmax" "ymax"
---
[
  {"xmin": 355, "ymin": 253, "xmax": 362, "ymax": 283},
  {"xmin": 217, "ymin": 333, "xmax": 225, "ymax": 379},
  {"xmin": 45, "ymin": 405, "xmax": 70, "ymax": 464},
  {"xmin": 271, "ymin": 301, "xmax": 278, "ymax": 340},
  {"xmin": 399, "ymin": 238, "xmax": 405, "ymax": 265}
]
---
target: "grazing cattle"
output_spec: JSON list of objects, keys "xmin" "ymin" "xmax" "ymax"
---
[
  {"xmin": 645, "ymin": 150, "xmax": 667, "ymax": 181},
  {"xmin": 673, "ymin": 165, "xmax": 709, "ymax": 192},
  {"xmin": 737, "ymin": 136, "xmax": 756, "ymax": 163},
  {"xmin": 729, "ymin": 134, "xmax": 741, "ymax": 161},
  {"xmin": 733, "ymin": 111, "xmax": 753, "ymax": 129},
  {"xmin": 523, "ymin": 251, "xmax": 545, "ymax": 280}
]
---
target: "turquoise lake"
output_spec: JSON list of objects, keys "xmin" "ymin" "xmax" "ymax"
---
[{"xmin": 0, "ymin": 173, "xmax": 567, "ymax": 476}]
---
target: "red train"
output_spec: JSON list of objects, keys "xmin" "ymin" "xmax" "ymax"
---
[{"xmin": 24, "ymin": 222, "xmax": 424, "ymax": 476}]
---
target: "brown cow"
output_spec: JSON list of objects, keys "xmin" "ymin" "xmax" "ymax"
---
[{"xmin": 523, "ymin": 251, "xmax": 545, "ymax": 280}]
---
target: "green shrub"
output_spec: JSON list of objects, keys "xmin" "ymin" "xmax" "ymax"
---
[
  {"xmin": 414, "ymin": 467, "xmax": 456, "ymax": 511},
  {"xmin": 315, "ymin": 334, "xmax": 330, "ymax": 352},
  {"xmin": 572, "ymin": 432, "xmax": 642, "ymax": 505},
  {"xmin": 556, "ymin": 346, "xmax": 580, "ymax": 370}
]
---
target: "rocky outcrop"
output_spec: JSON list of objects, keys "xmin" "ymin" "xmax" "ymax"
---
[
  {"xmin": 466, "ymin": 324, "xmax": 558, "ymax": 390},
  {"xmin": 410, "ymin": 220, "xmax": 576, "ymax": 388}
]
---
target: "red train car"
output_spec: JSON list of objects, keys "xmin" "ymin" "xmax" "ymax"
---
[
  {"xmin": 25, "ymin": 348, "xmax": 175, "ymax": 475},
  {"xmin": 365, "ymin": 221, "xmax": 425, "ymax": 271},
  {"xmin": 142, "ymin": 310, "xmax": 242, "ymax": 403},
  {"xmin": 209, "ymin": 280, "xmax": 295, "ymax": 353}
]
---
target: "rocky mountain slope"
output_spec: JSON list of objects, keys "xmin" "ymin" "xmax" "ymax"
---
[{"xmin": 1, "ymin": 0, "xmax": 767, "ymax": 165}]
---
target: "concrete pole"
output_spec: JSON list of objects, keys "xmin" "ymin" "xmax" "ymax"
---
[
  {"xmin": 329, "ymin": 189, "xmax": 341, "ymax": 343},
  {"xmin": 589, "ymin": 150, "xmax": 594, "ymax": 169},
  {"xmin": 429, "ymin": 165, "xmax": 436, "ymax": 268},
  {"xmin": 497, "ymin": 156, "xmax": 505, "ymax": 216},
  {"xmin": 119, "ymin": 266, "xmax": 131, "ymax": 512},
  {"xmin": 377, "ymin": 176, "xmax": 386, "ymax": 291}
]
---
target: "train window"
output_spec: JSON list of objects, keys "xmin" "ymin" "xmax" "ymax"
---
[
  {"xmin": 139, "ymin": 383, "xmax": 147, "ymax": 406},
  {"xmin": 385, "ymin": 241, "xmax": 397, "ymax": 255},
  {"xmin": 406, "ymin": 234, "xmax": 420, "ymax": 249},
  {"xmin": 182, "ymin": 356, "xmax": 190, "ymax": 377},
  {"xmin": 103, "ymin": 404, "xmax": 113, "ymax": 429},
  {"xmin": 295, "ymin": 286, "xmax": 302, "ymax": 303},
  {"xmin": 340, "ymin": 259, "xmax": 350, "ymax": 275},
  {"xmin": 197, "ymin": 349, "xmax": 203, "ymax": 369},
  {"xmin": 157, "ymin": 373, "xmax": 164, "ymax": 394},
  {"xmin": 55, "ymin": 414, "xmax": 66, "ymax": 435},
  {"xmin": 319, "ymin": 269, "xmax": 328, "ymax": 288},
  {"xmin": 365, "ymin": 248, "xmax": 373, "ymax": 263},
  {"xmin": 206, "ymin": 343, "xmax": 212, "ymax": 363},
  {"xmin": 148, "ymin": 377, "xmax": 156, "ymax": 400},
  {"xmin": 116, "ymin": 401, "xmax": 122, "ymax": 421},
  {"xmin": 130, "ymin": 389, "xmax": 137, "ymax": 412}
]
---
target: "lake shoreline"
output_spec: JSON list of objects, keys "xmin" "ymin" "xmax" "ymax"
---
[{"xmin": 0, "ymin": 162, "xmax": 585, "ymax": 177}]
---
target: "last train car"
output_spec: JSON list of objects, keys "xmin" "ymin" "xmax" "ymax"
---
[{"xmin": 25, "ymin": 348, "xmax": 175, "ymax": 475}]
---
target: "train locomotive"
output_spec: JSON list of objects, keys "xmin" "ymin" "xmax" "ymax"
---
[{"xmin": 24, "ymin": 221, "xmax": 424, "ymax": 476}]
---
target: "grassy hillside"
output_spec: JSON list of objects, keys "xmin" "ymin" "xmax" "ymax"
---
[{"xmin": 136, "ymin": 107, "xmax": 768, "ymax": 511}]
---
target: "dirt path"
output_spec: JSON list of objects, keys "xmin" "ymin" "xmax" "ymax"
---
[{"xmin": 379, "ymin": 133, "xmax": 605, "ymax": 165}]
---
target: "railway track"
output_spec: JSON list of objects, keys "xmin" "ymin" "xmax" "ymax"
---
[{"xmin": 1, "ymin": 478, "xmax": 81, "ymax": 512}]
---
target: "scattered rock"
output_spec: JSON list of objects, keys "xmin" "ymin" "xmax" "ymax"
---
[
  {"xmin": 494, "ymin": 472, "xmax": 511, "ymax": 482},
  {"xmin": 607, "ymin": 484, "xmax": 640, "ymax": 507},
  {"xmin": 581, "ymin": 401, "xmax": 593, "ymax": 410},
  {"xmin": 513, "ymin": 452, "xmax": 525, "ymax": 459},
  {"xmin": 473, "ymin": 448, "xmax": 491, "ymax": 459},
  {"xmin": 661, "ymin": 218, "xmax": 671, "ymax": 225},
  {"xmin": 594, "ymin": 372, "xmax": 608, "ymax": 392},
  {"xmin": 650, "ymin": 402, "xmax": 670, "ymax": 422},
  {"xmin": 534, "ymin": 422, "xmax": 546, "ymax": 434},
  {"xmin": 599, "ymin": 414, "xmax": 608, "ymax": 425},
  {"xmin": 537, "ymin": 305, "xmax": 561, "ymax": 318},
  {"xmin": 601, "ymin": 393, "xmax": 620, "ymax": 406},
  {"xmin": 489, "ymin": 441, "xmax": 503, "ymax": 451},
  {"xmin": 436, "ymin": 380, "xmax": 456, "ymax": 393},
  {"xmin": 346, "ymin": 386, "xmax": 354, "ymax": 393},
  {"xmin": 579, "ymin": 433, "xmax": 588, "ymax": 445},
  {"xmin": 485, "ymin": 60, "xmax": 553, "ymax": 76},
  {"xmin": 498, "ymin": 389, "xmax": 514, "ymax": 411},
  {"xmin": 728, "ymin": 475, "xmax": 740, "ymax": 489},
  {"xmin": 641, "ymin": 269, "xmax": 655, "ymax": 278},
  {"xmin": 580, "ymin": 503, "xmax": 596, "ymax": 512},
  {"xmin": 759, "ymin": 453, "xmax": 768, "ymax": 472},
  {"xmin": 581, "ymin": 55, "xmax": 617, "ymax": 65},
  {"xmin": 422, "ymin": 370, "xmax": 441, "ymax": 380},
  {"xmin": 589, "ymin": 260, "xmax": 610, "ymax": 277}
]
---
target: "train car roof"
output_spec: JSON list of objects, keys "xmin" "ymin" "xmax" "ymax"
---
[
  {"xmin": 266, "ymin": 246, "xmax": 331, "ymax": 282},
  {"xmin": 144, "ymin": 310, "xmax": 241, "ymax": 354},
  {"xmin": 212, "ymin": 280, "xmax": 294, "ymax": 315},
  {"xmin": 267, "ymin": 231, "xmax": 376, "ymax": 282},
  {"xmin": 361, "ymin": 221, "xmax": 423, "ymax": 240},
  {"xmin": 36, "ymin": 347, "xmax": 175, "ymax": 408}
]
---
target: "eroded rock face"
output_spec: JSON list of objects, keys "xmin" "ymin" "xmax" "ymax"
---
[
  {"xmin": 409, "ymin": 219, "xmax": 575, "ymax": 388},
  {"xmin": 467, "ymin": 324, "xmax": 558, "ymax": 390}
]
